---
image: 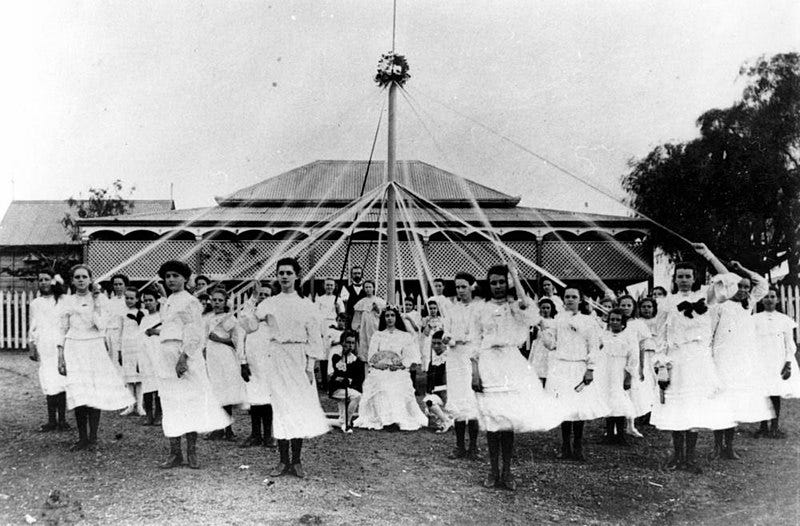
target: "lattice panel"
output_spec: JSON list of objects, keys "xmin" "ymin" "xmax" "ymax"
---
[
  {"xmin": 505, "ymin": 241, "xmax": 541, "ymax": 279},
  {"xmin": 199, "ymin": 241, "xmax": 311, "ymax": 280},
  {"xmin": 427, "ymin": 241, "xmax": 506, "ymax": 279},
  {"xmin": 541, "ymin": 241, "xmax": 651, "ymax": 280},
  {"xmin": 87, "ymin": 241, "xmax": 195, "ymax": 280}
]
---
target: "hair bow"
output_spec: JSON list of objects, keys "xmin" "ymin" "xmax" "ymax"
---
[{"xmin": 676, "ymin": 299, "xmax": 708, "ymax": 318}]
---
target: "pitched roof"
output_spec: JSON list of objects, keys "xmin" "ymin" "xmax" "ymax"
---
[
  {"xmin": 216, "ymin": 160, "xmax": 521, "ymax": 206},
  {"xmin": 0, "ymin": 200, "xmax": 175, "ymax": 246}
]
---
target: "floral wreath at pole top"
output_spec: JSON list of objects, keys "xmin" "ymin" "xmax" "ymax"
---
[{"xmin": 374, "ymin": 52, "xmax": 410, "ymax": 88}]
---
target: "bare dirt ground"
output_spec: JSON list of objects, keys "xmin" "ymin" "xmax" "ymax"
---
[{"xmin": 1, "ymin": 351, "xmax": 798, "ymax": 525}]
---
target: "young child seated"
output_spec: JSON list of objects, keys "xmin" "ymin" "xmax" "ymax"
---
[
  {"xmin": 328, "ymin": 330, "xmax": 365, "ymax": 433},
  {"xmin": 424, "ymin": 331, "xmax": 453, "ymax": 433}
]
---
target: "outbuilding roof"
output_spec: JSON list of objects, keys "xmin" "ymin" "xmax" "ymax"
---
[
  {"xmin": 215, "ymin": 160, "xmax": 521, "ymax": 207},
  {"xmin": 0, "ymin": 200, "xmax": 175, "ymax": 246}
]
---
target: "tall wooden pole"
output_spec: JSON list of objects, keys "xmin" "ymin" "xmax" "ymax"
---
[{"xmin": 386, "ymin": 81, "xmax": 397, "ymax": 304}]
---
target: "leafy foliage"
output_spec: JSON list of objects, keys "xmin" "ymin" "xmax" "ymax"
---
[
  {"xmin": 61, "ymin": 180, "xmax": 136, "ymax": 242},
  {"xmin": 622, "ymin": 53, "xmax": 800, "ymax": 283}
]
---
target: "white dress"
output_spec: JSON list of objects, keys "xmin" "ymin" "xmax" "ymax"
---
[
  {"xmin": 105, "ymin": 296, "xmax": 127, "ymax": 367},
  {"xmin": 29, "ymin": 295, "xmax": 67, "ymax": 396},
  {"xmin": 59, "ymin": 294, "xmax": 133, "ymax": 411},
  {"xmin": 203, "ymin": 312, "xmax": 248, "ymax": 408},
  {"xmin": 421, "ymin": 315, "xmax": 445, "ymax": 372},
  {"xmin": 443, "ymin": 301, "xmax": 479, "ymax": 422},
  {"xmin": 239, "ymin": 302, "xmax": 272, "ymax": 406},
  {"xmin": 119, "ymin": 308, "xmax": 144, "ymax": 383},
  {"xmin": 474, "ymin": 299, "xmax": 567, "ymax": 432},
  {"xmin": 138, "ymin": 312, "xmax": 161, "ymax": 394},
  {"xmin": 597, "ymin": 330, "xmax": 638, "ymax": 418},
  {"xmin": 711, "ymin": 299, "xmax": 776, "ymax": 423},
  {"xmin": 353, "ymin": 296, "xmax": 386, "ymax": 362},
  {"xmin": 250, "ymin": 292, "xmax": 330, "ymax": 440},
  {"xmin": 545, "ymin": 311, "xmax": 610, "ymax": 421},
  {"xmin": 650, "ymin": 281, "xmax": 738, "ymax": 431},
  {"xmin": 528, "ymin": 318, "xmax": 556, "ymax": 380},
  {"xmin": 354, "ymin": 329, "xmax": 428, "ymax": 431},
  {"xmin": 624, "ymin": 318, "xmax": 657, "ymax": 417},
  {"xmin": 156, "ymin": 291, "xmax": 231, "ymax": 437},
  {"xmin": 753, "ymin": 311, "xmax": 800, "ymax": 398}
]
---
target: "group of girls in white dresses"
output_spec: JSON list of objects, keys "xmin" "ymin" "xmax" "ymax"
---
[{"xmin": 25, "ymin": 244, "xmax": 799, "ymax": 491}]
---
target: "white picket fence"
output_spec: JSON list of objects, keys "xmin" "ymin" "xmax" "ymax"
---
[{"xmin": 1, "ymin": 285, "xmax": 799, "ymax": 350}]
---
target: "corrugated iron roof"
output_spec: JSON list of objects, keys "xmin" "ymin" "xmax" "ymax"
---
[
  {"xmin": 215, "ymin": 160, "xmax": 521, "ymax": 206},
  {"xmin": 80, "ymin": 203, "xmax": 643, "ymax": 229},
  {"xmin": 0, "ymin": 200, "xmax": 175, "ymax": 246}
]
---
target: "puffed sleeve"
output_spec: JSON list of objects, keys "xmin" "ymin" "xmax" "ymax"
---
[
  {"xmin": 92, "ymin": 295, "xmax": 109, "ymax": 332},
  {"xmin": 401, "ymin": 331, "xmax": 421, "ymax": 368},
  {"xmin": 708, "ymin": 272, "xmax": 741, "ymax": 305},
  {"xmin": 28, "ymin": 300, "xmax": 40, "ymax": 345},
  {"xmin": 585, "ymin": 320, "xmax": 601, "ymax": 370},
  {"xmin": 749, "ymin": 273, "xmax": 769, "ymax": 305},
  {"xmin": 305, "ymin": 303, "xmax": 325, "ymax": 360},
  {"xmin": 783, "ymin": 317, "xmax": 798, "ymax": 362},
  {"xmin": 239, "ymin": 299, "xmax": 260, "ymax": 334},
  {"xmin": 181, "ymin": 297, "xmax": 204, "ymax": 358}
]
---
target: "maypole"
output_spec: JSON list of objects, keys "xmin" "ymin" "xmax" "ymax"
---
[{"xmin": 375, "ymin": 0, "xmax": 409, "ymax": 304}]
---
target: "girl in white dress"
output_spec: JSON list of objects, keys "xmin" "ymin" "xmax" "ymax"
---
[
  {"xmin": 598, "ymin": 309, "xmax": 638, "ymax": 446},
  {"xmin": 28, "ymin": 271, "xmax": 68, "ymax": 432},
  {"xmin": 651, "ymin": 244, "xmax": 739, "ymax": 474},
  {"xmin": 753, "ymin": 287, "xmax": 800, "ymax": 438},
  {"xmin": 528, "ymin": 298, "xmax": 557, "ymax": 386},
  {"xmin": 709, "ymin": 260, "xmax": 773, "ymax": 460},
  {"xmin": 546, "ymin": 287, "xmax": 609, "ymax": 462},
  {"xmin": 421, "ymin": 298, "xmax": 446, "ymax": 374},
  {"xmin": 539, "ymin": 277, "xmax": 565, "ymax": 313},
  {"xmin": 154, "ymin": 260, "xmax": 231, "ymax": 469},
  {"xmin": 637, "ymin": 297, "xmax": 660, "ymax": 425},
  {"xmin": 618, "ymin": 295, "xmax": 656, "ymax": 437},
  {"xmin": 442, "ymin": 272, "xmax": 481, "ymax": 460},
  {"xmin": 57, "ymin": 265, "xmax": 133, "ymax": 451},
  {"xmin": 139, "ymin": 288, "xmax": 162, "ymax": 426},
  {"xmin": 244, "ymin": 258, "xmax": 330, "ymax": 479},
  {"xmin": 118, "ymin": 286, "xmax": 146, "ymax": 417},
  {"xmin": 203, "ymin": 287, "xmax": 248, "ymax": 441},
  {"xmin": 473, "ymin": 265, "xmax": 567, "ymax": 491},
  {"xmin": 238, "ymin": 282, "xmax": 276, "ymax": 447},
  {"xmin": 354, "ymin": 306, "xmax": 428, "ymax": 431}
]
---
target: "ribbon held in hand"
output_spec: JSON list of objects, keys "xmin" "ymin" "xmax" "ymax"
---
[{"xmin": 676, "ymin": 299, "xmax": 708, "ymax": 319}]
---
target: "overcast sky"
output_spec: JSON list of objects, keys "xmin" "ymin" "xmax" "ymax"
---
[{"xmin": 1, "ymin": 1, "xmax": 798, "ymax": 221}]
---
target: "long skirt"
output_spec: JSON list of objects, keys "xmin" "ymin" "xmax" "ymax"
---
[
  {"xmin": 354, "ymin": 369, "xmax": 428, "ymax": 431},
  {"xmin": 265, "ymin": 342, "xmax": 329, "ymax": 440},
  {"xmin": 63, "ymin": 337, "xmax": 133, "ymax": 411},
  {"xmin": 546, "ymin": 358, "xmax": 610, "ymax": 422},
  {"xmin": 596, "ymin": 355, "xmax": 636, "ymax": 418},
  {"xmin": 157, "ymin": 341, "xmax": 231, "ymax": 437},
  {"xmin": 715, "ymin": 345, "xmax": 775, "ymax": 424},
  {"xmin": 763, "ymin": 356, "xmax": 800, "ymax": 399},
  {"xmin": 243, "ymin": 329, "xmax": 272, "ymax": 405},
  {"xmin": 139, "ymin": 337, "xmax": 160, "ymax": 394},
  {"xmin": 476, "ymin": 346, "xmax": 568, "ymax": 432},
  {"xmin": 651, "ymin": 344, "xmax": 736, "ymax": 431},
  {"xmin": 205, "ymin": 340, "xmax": 247, "ymax": 408},
  {"xmin": 36, "ymin": 329, "xmax": 66, "ymax": 396},
  {"xmin": 629, "ymin": 350, "xmax": 657, "ymax": 417},
  {"xmin": 120, "ymin": 333, "xmax": 143, "ymax": 383},
  {"xmin": 445, "ymin": 344, "xmax": 479, "ymax": 421}
]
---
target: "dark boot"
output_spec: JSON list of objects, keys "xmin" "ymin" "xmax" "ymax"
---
[
  {"xmin": 154, "ymin": 394, "xmax": 163, "ymax": 425},
  {"xmin": 769, "ymin": 397, "xmax": 785, "ymax": 438},
  {"xmin": 499, "ymin": 431, "xmax": 515, "ymax": 491},
  {"xmin": 270, "ymin": 440, "xmax": 291, "ymax": 477},
  {"xmin": 483, "ymin": 432, "xmax": 501, "ymax": 488},
  {"xmin": 262, "ymin": 405, "xmax": 275, "ymax": 448},
  {"xmin": 466, "ymin": 420, "xmax": 481, "ymax": 460},
  {"xmin": 615, "ymin": 417, "xmax": 630, "ymax": 446},
  {"xmin": 666, "ymin": 431, "xmax": 684, "ymax": 470},
  {"xmin": 142, "ymin": 392, "xmax": 155, "ymax": 426},
  {"xmin": 711, "ymin": 430, "xmax": 725, "ymax": 459},
  {"xmin": 186, "ymin": 432, "xmax": 199, "ymax": 469},
  {"xmin": 600, "ymin": 418, "xmax": 615, "ymax": 445},
  {"xmin": 159, "ymin": 437, "xmax": 183, "ymax": 469},
  {"xmin": 241, "ymin": 407, "xmax": 263, "ymax": 447},
  {"xmin": 558, "ymin": 422, "xmax": 573, "ymax": 460},
  {"xmin": 682, "ymin": 431, "xmax": 702, "ymax": 474},
  {"xmin": 572, "ymin": 421, "xmax": 585, "ymax": 461},
  {"xmin": 41, "ymin": 395, "xmax": 58, "ymax": 431},
  {"xmin": 87, "ymin": 408, "xmax": 101, "ymax": 445},
  {"xmin": 754, "ymin": 420, "xmax": 770, "ymax": 438},
  {"xmin": 55, "ymin": 393, "xmax": 69, "ymax": 431},
  {"xmin": 290, "ymin": 438, "xmax": 304, "ymax": 478},
  {"xmin": 723, "ymin": 428, "xmax": 740, "ymax": 460},
  {"xmin": 449, "ymin": 421, "xmax": 467, "ymax": 459},
  {"xmin": 70, "ymin": 406, "xmax": 90, "ymax": 451}
]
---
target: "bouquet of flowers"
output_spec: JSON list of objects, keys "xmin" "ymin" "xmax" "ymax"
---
[{"xmin": 375, "ymin": 52, "xmax": 410, "ymax": 87}]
